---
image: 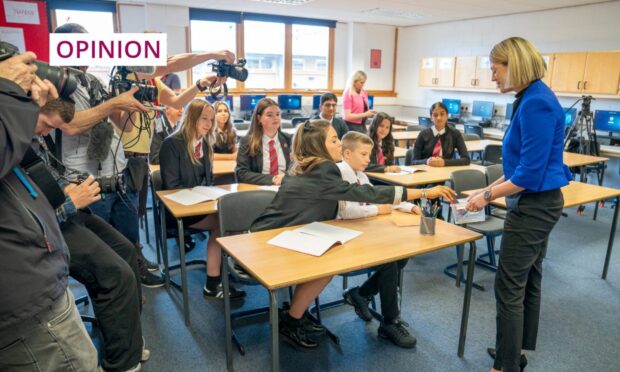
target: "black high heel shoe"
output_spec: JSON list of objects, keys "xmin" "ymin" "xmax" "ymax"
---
[{"xmin": 487, "ymin": 348, "xmax": 528, "ymax": 371}]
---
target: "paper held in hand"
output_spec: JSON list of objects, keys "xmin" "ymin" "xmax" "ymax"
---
[
  {"xmin": 268, "ymin": 222, "xmax": 363, "ymax": 257},
  {"xmin": 163, "ymin": 186, "xmax": 230, "ymax": 206},
  {"xmin": 451, "ymin": 198, "xmax": 485, "ymax": 224}
]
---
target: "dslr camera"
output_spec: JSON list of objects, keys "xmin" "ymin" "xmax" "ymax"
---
[
  {"xmin": 0, "ymin": 41, "xmax": 80, "ymax": 99},
  {"xmin": 208, "ymin": 59, "xmax": 249, "ymax": 100},
  {"xmin": 109, "ymin": 66, "xmax": 158, "ymax": 103},
  {"xmin": 78, "ymin": 172, "xmax": 125, "ymax": 194}
]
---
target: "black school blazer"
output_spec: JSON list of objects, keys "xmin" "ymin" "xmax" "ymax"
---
[
  {"xmin": 159, "ymin": 132, "xmax": 213, "ymax": 190},
  {"xmin": 235, "ymin": 131, "xmax": 292, "ymax": 185}
]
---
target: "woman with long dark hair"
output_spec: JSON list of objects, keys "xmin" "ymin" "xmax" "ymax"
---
[{"xmin": 366, "ymin": 112, "xmax": 401, "ymax": 173}]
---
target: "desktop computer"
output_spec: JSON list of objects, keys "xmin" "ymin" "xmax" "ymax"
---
[
  {"xmin": 239, "ymin": 94, "xmax": 266, "ymax": 120},
  {"xmin": 278, "ymin": 94, "xmax": 302, "ymax": 119},
  {"xmin": 469, "ymin": 100, "xmax": 494, "ymax": 127},
  {"xmin": 206, "ymin": 95, "xmax": 233, "ymax": 111},
  {"xmin": 563, "ymin": 107, "xmax": 577, "ymax": 127},
  {"xmin": 594, "ymin": 110, "xmax": 620, "ymax": 132},
  {"xmin": 505, "ymin": 103, "xmax": 514, "ymax": 121},
  {"xmin": 312, "ymin": 94, "xmax": 322, "ymax": 111},
  {"xmin": 367, "ymin": 95, "xmax": 374, "ymax": 110}
]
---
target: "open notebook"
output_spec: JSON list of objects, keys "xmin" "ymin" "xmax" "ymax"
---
[
  {"xmin": 385, "ymin": 166, "xmax": 425, "ymax": 176},
  {"xmin": 163, "ymin": 186, "xmax": 230, "ymax": 206},
  {"xmin": 268, "ymin": 222, "xmax": 362, "ymax": 257}
]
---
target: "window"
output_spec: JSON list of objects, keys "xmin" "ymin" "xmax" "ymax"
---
[
  {"xmin": 54, "ymin": 9, "xmax": 115, "ymax": 84},
  {"xmin": 244, "ymin": 20, "xmax": 285, "ymax": 89},
  {"xmin": 190, "ymin": 20, "xmax": 237, "ymax": 88},
  {"xmin": 291, "ymin": 25, "xmax": 329, "ymax": 89}
]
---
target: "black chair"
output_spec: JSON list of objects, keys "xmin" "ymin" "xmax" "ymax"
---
[
  {"xmin": 444, "ymin": 169, "xmax": 505, "ymax": 290},
  {"xmin": 464, "ymin": 124, "xmax": 484, "ymax": 139},
  {"xmin": 486, "ymin": 165, "xmax": 507, "ymax": 220},
  {"xmin": 291, "ymin": 116, "xmax": 310, "ymax": 127},
  {"xmin": 407, "ymin": 124, "xmax": 424, "ymax": 132},
  {"xmin": 418, "ymin": 116, "xmax": 432, "ymax": 128},
  {"xmin": 482, "ymin": 144, "xmax": 503, "ymax": 165},
  {"xmin": 281, "ymin": 121, "xmax": 293, "ymax": 129},
  {"xmin": 234, "ymin": 122, "xmax": 250, "ymax": 130}
]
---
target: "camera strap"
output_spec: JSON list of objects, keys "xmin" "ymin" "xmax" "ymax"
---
[{"xmin": 20, "ymin": 147, "xmax": 66, "ymax": 210}]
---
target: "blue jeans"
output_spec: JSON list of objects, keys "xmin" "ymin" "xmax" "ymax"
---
[{"xmin": 90, "ymin": 190, "xmax": 140, "ymax": 244}]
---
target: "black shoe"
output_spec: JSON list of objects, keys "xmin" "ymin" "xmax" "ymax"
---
[
  {"xmin": 378, "ymin": 318, "xmax": 417, "ymax": 348},
  {"xmin": 279, "ymin": 312, "xmax": 318, "ymax": 350},
  {"xmin": 141, "ymin": 271, "xmax": 165, "ymax": 288},
  {"xmin": 487, "ymin": 348, "xmax": 528, "ymax": 371},
  {"xmin": 343, "ymin": 287, "xmax": 372, "ymax": 322},
  {"xmin": 301, "ymin": 311, "xmax": 326, "ymax": 334},
  {"xmin": 183, "ymin": 237, "xmax": 196, "ymax": 253},
  {"xmin": 227, "ymin": 259, "xmax": 253, "ymax": 282},
  {"xmin": 202, "ymin": 284, "xmax": 246, "ymax": 301},
  {"xmin": 136, "ymin": 243, "xmax": 159, "ymax": 272},
  {"xmin": 145, "ymin": 259, "xmax": 159, "ymax": 272}
]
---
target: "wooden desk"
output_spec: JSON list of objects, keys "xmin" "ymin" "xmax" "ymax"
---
[
  {"xmin": 217, "ymin": 215, "xmax": 483, "ymax": 371},
  {"xmin": 149, "ymin": 160, "xmax": 236, "ymax": 177},
  {"xmin": 465, "ymin": 140, "xmax": 502, "ymax": 153},
  {"xmin": 367, "ymin": 164, "xmax": 487, "ymax": 187},
  {"xmin": 394, "ymin": 146, "xmax": 407, "ymax": 159},
  {"xmin": 392, "ymin": 131, "xmax": 420, "ymax": 141},
  {"xmin": 599, "ymin": 145, "xmax": 620, "ymax": 158},
  {"xmin": 464, "ymin": 181, "xmax": 620, "ymax": 279},
  {"xmin": 156, "ymin": 183, "xmax": 261, "ymax": 324},
  {"xmin": 563, "ymin": 152, "xmax": 608, "ymax": 168}
]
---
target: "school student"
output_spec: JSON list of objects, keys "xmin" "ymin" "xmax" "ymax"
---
[
  {"xmin": 312, "ymin": 92, "xmax": 348, "ymax": 139},
  {"xmin": 250, "ymin": 119, "xmax": 456, "ymax": 350},
  {"xmin": 149, "ymin": 104, "xmax": 184, "ymax": 165},
  {"xmin": 367, "ymin": 112, "xmax": 401, "ymax": 172},
  {"xmin": 212, "ymin": 101, "xmax": 237, "ymax": 160},
  {"xmin": 235, "ymin": 98, "xmax": 292, "ymax": 185},
  {"xmin": 159, "ymin": 99, "xmax": 246, "ymax": 300},
  {"xmin": 406, "ymin": 102, "xmax": 470, "ymax": 167},
  {"xmin": 335, "ymin": 131, "xmax": 419, "ymax": 348}
]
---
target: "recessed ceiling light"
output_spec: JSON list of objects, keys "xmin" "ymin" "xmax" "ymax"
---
[
  {"xmin": 251, "ymin": 0, "xmax": 315, "ymax": 5},
  {"xmin": 361, "ymin": 7, "xmax": 426, "ymax": 20}
]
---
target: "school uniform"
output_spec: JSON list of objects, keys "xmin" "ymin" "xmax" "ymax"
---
[
  {"xmin": 235, "ymin": 131, "xmax": 292, "ymax": 185},
  {"xmin": 311, "ymin": 113, "xmax": 349, "ymax": 140},
  {"xmin": 367, "ymin": 143, "xmax": 396, "ymax": 173},
  {"xmin": 406, "ymin": 125, "xmax": 470, "ymax": 166},
  {"xmin": 213, "ymin": 127, "xmax": 237, "ymax": 154}
]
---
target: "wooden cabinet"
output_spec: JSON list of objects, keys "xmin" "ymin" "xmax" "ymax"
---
[
  {"xmin": 551, "ymin": 52, "xmax": 620, "ymax": 94},
  {"xmin": 454, "ymin": 56, "xmax": 495, "ymax": 89},
  {"xmin": 551, "ymin": 53, "xmax": 588, "ymax": 93},
  {"xmin": 418, "ymin": 57, "xmax": 455, "ymax": 87}
]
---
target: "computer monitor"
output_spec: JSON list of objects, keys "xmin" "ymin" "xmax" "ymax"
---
[
  {"xmin": 563, "ymin": 107, "xmax": 577, "ymax": 127},
  {"xmin": 594, "ymin": 110, "xmax": 620, "ymax": 132},
  {"xmin": 367, "ymin": 95, "xmax": 374, "ymax": 110},
  {"xmin": 206, "ymin": 95, "xmax": 233, "ymax": 111},
  {"xmin": 312, "ymin": 95, "xmax": 322, "ymax": 110},
  {"xmin": 505, "ymin": 103, "xmax": 514, "ymax": 120},
  {"xmin": 442, "ymin": 98, "xmax": 461, "ymax": 116},
  {"xmin": 240, "ymin": 94, "xmax": 266, "ymax": 112},
  {"xmin": 472, "ymin": 100, "xmax": 494, "ymax": 119},
  {"xmin": 278, "ymin": 94, "xmax": 302, "ymax": 111}
]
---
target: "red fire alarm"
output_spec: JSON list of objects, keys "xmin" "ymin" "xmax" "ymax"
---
[{"xmin": 370, "ymin": 49, "xmax": 381, "ymax": 69}]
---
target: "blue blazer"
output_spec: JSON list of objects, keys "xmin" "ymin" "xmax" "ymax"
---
[{"xmin": 502, "ymin": 80, "xmax": 572, "ymax": 193}]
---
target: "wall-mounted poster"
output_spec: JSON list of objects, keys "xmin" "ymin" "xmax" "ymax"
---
[{"xmin": 370, "ymin": 49, "xmax": 381, "ymax": 69}]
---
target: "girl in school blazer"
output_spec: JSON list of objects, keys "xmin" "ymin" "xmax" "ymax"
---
[
  {"xmin": 250, "ymin": 119, "xmax": 456, "ymax": 350},
  {"xmin": 235, "ymin": 98, "xmax": 292, "ymax": 185},
  {"xmin": 212, "ymin": 100, "xmax": 237, "ymax": 160},
  {"xmin": 159, "ymin": 99, "xmax": 246, "ymax": 300},
  {"xmin": 367, "ymin": 112, "xmax": 401, "ymax": 173}
]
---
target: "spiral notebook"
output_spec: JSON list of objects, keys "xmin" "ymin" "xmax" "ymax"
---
[{"xmin": 268, "ymin": 222, "xmax": 362, "ymax": 257}]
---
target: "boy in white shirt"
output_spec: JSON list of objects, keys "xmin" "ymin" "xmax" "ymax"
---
[{"xmin": 337, "ymin": 131, "xmax": 418, "ymax": 348}]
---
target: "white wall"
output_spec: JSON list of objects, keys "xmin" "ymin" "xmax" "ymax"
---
[{"xmin": 396, "ymin": 1, "xmax": 620, "ymax": 119}]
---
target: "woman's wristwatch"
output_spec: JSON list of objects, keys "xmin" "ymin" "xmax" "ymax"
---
[{"xmin": 483, "ymin": 187, "xmax": 494, "ymax": 202}]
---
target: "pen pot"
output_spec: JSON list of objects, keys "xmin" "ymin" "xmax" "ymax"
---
[{"xmin": 420, "ymin": 216, "xmax": 436, "ymax": 236}]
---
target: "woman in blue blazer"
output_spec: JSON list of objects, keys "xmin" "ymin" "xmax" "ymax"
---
[{"xmin": 466, "ymin": 37, "xmax": 572, "ymax": 372}]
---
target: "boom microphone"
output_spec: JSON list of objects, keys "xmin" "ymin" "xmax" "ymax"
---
[{"xmin": 87, "ymin": 121, "xmax": 114, "ymax": 163}]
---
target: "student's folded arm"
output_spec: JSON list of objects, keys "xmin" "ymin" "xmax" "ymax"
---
[
  {"xmin": 317, "ymin": 163, "xmax": 402, "ymax": 204},
  {"xmin": 410, "ymin": 135, "xmax": 430, "ymax": 165},
  {"xmin": 234, "ymin": 139, "xmax": 273, "ymax": 185},
  {"xmin": 337, "ymin": 200, "xmax": 379, "ymax": 220},
  {"xmin": 159, "ymin": 140, "xmax": 184, "ymax": 189},
  {"xmin": 365, "ymin": 163, "xmax": 385, "ymax": 173}
]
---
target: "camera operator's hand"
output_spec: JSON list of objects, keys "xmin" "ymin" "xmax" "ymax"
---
[
  {"xmin": 112, "ymin": 86, "xmax": 149, "ymax": 112},
  {"xmin": 214, "ymin": 50, "xmax": 235, "ymax": 64},
  {"xmin": 199, "ymin": 75, "xmax": 227, "ymax": 90},
  {"xmin": 30, "ymin": 77, "xmax": 57, "ymax": 107},
  {"xmin": 65, "ymin": 176, "xmax": 101, "ymax": 209},
  {"xmin": 0, "ymin": 52, "xmax": 37, "ymax": 92}
]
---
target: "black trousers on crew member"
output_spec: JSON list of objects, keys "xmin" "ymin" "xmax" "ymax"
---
[
  {"xmin": 358, "ymin": 259, "xmax": 409, "ymax": 322},
  {"xmin": 62, "ymin": 210, "xmax": 143, "ymax": 372},
  {"xmin": 494, "ymin": 189, "xmax": 564, "ymax": 372}
]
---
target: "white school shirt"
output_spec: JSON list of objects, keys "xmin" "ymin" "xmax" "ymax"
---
[{"xmin": 261, "ymin": 134, "xmax": 286, "ymax": 175}]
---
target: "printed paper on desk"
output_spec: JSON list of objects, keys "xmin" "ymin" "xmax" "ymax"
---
[
  {"xmin": 268, "ymin": 222, "xmax": 362, "ymax": 256},
  {"xmin": 258, "ymin": 185, "xmax": 280, "ymax": 192},
  {"xmin": 451, "ymin": 198, "xmax": 485, "ymax": 224},
  {"xmin": 163, "ymin": 186, "xmax": 230, "ymax": 206},
  {"xmin": 385, "ymin": 166, "xmax": 424, "ymax": 176}
]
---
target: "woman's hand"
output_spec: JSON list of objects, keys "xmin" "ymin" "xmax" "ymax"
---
[
  {"xmin": 272, "ymin": 174, "xmax": 284, "ymax": 185},
  {"xmin": 465, "ymin": 192, "xmax": 488, "ymax": 212},
  {"xmin": 411, "ymin": 204, "xmax": 421, "ymax": 215},
  {"xmin": 426, "ymin": 185, "xmax": 457, "ymax": 203},
  {"xmin": 364, "ymin": 110, "xmax": 377, "ymax": 118}
]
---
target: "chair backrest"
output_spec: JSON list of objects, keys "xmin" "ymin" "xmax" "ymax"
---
[
  {"xmin": 281, "ymin": 121, "xmax": 293, "ymax": 129},
  {"xmin": 151, "ymin": 170, "xmax": 163, "ymax": 192},
  {"xmin": 218, "ymin": 190, "xmax": 277, "ymax": 236},
  {"xmin": 233, "ymin": 118, "xmax": 244, "ymax": 124},
  {"xmin": 418, "ymin": 116, "xmax": 432, "ymax": 127},
  {"xmin": 407, "ymin": 124, "xmax": 423, "ymax": 132},
  {"xmin": 292, "ymin": 117, "xmax": 310, "ymax": 127},
  {"xmin": 463, "ymin": 133, "xmax": 481, "ymax": 141},
  {"xmin": 235, "ymin": 122, "xmax": 250, "ymax": 130},
  {"xmin": 464, "ymin": 124, "xmax": 483, "ymax": 138},
  {"xmin": 450, "ymin": 169, "xmax": 488, "ymax": 198},
  {"xmin": 482, "ymin": 144, "xmax": 503, "ymax": 165},
  {"xmin": 486, "ymin": 164, "xmax": 503, "ymax": 184}
]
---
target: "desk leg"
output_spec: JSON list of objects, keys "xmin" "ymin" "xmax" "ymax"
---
[
  {"xmin": 160, "ymin": 203, "xmax": 170, "ymax": 289},
  {"xmin": 269, "ymin": 290, "xmax": 280, "ymax": 372},
  {"xmin": 602, "ymin": 196, "xmax": 619, "ymax": 279},
  {"xmin": 222, "ymin": 251, "xmax": 233, "ymax": 371},
  {"xmin": 456, "ymin": 244, "xmax": 464, "ymax": 287},
  {"xmin": 458, "ymin": 241, "xmax": 477, "ymax": 357},
  {"xmin": 177, "ymin": 219, "xmax": 190, "ymax": 325}
]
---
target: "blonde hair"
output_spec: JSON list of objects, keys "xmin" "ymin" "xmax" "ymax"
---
[
  {"xmin": 290, "ymin": 120, "xmax": 333, "ymax": 175},
  {"xmin": 341, "ymin": 131, "xmax": 374, "ymax": 153},
  {"xmin": 178, "ymin": 99, "xmax": 215, "ymax": 165},
  {"xmin": 346, "ymin": 70, "xmax": 367, "ymax": 95},
  {"xmin": 247, "ymin": 98, "xmax": 279, "ymax": 156},
  {"xmin": 490, "ymin": 37, "xmax": 547, "ymax": 89}
]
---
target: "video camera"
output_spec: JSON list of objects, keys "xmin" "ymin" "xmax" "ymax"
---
[
  {"xmin": 109, "ymin": 66, "xmax": 158, "ymax": 103},
  {"xmin": 208, "ymin": 59, "xmax": 248, "ymax": 100},
  {"xmin": 77, "ymin": 172, "xmax": 125, "ymax": 194},
  {"xmin": 0, "ymin": 41, "xmax": 80, "ymax": 100}
]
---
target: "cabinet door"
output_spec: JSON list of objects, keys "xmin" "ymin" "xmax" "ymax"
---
[
  {"xmin": 541, "ymin": 54, "xmax": 554, "ymax": 87},
  {"xmin": 435, "ymin": 57, "xmax": 455, "ymax": 87},
  {"xmin": 454, "ymin": 56, "xmax": 477, "ymax": 88},
  {"xmin": 551, "ymin": 52, "xmax": 587, "ymax": 93},
  {"xmin": 476, "ymin": 56, "xmax": 496, "ymax": 89},
  {"xmin": 419, "ymin": 57, "xmax": 436, "ymax": 86},
  {"xmin": 583, "ymin": 52, "xmax": 620, "ymax": 95}
]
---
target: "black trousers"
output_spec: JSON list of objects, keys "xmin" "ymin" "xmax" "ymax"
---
[
  {"xmin": 494, "ymin": 189, "xmax": 564, "ymax": 372},
  {"xmin": 62, "ymin": 210, "xmax": 142, "ymax": 372},
  {"xmin": 359, "ymin": 259, "xmax": 409, "ymax": 322}
]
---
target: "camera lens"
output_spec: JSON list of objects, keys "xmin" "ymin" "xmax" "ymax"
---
[
  {"xmin": 230, "ymin": 66, "xmax": 248, "ymax": 82},
  {"xmin": 33, "ymin": 61, "xmax": 79, "ymax": 99}
]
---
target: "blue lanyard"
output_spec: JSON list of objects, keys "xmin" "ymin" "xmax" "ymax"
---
[{"xmin": 12, "ymin": 166, "xmax": 38, "ymax": 199}]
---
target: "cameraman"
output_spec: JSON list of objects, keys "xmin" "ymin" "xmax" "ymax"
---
[{"xmin": 0, "ymin": 52, "xmax": 97, "ymax": 371}]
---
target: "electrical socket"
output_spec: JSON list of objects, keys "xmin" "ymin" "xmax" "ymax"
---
[{"xmin": 461, "ymin": 103, "xmax": 470, "ymax": 113}]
